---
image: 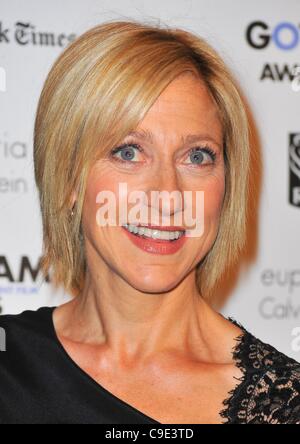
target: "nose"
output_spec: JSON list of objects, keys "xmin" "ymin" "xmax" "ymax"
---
[{"xmin": 146, "ymin": 161, "xmax": 183, "ymax": 221}]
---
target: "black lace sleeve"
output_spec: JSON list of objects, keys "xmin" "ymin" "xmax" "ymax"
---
[{"xmin": 220, "ymin": 319, "xmax": 300, "ymax": 424}]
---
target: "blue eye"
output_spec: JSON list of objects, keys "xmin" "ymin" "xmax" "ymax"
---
[
  {"xmin": 110, "ymin": 143, "xmax": 142, "ymax": 163},
  {"xmin": 186, "ymin": 147, "xmax": 216, "ymax": 165},
  {"xmin": 110, "ymin": 142, "xmax": 217, "ymax": 166}
]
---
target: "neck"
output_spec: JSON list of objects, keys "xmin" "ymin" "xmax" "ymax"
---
[
  {"xmin": 62, "ymin": 270, "xmax": 220, "ymax": 368},
  {"xmin": 56, "ymin": 240, "xmax": 231, "ymax": 369}
]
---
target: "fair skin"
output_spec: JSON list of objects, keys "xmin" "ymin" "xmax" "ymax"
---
[{"xmin": 53, "ymin": 72, "xmax": 244, "ymax": 424}]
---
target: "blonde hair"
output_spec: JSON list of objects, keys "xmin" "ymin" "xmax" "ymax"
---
[{"xmin": 33, "ymin": 18, "xmax": 250, "ymax": 299}]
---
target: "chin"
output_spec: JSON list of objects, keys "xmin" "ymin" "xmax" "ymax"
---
[{"xmin": 124, "ymin": 273, "xmax": 185, "ymax": 294}]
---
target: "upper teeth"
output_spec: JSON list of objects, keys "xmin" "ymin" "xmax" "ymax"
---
[{"xmin": 123, "ymin": 224, "xmax": 185, "ymax": 240}]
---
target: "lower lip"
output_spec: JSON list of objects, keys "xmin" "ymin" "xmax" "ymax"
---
[{"xmin": 122, "ymin": 227, "xmax": 188, "ymax": 255}]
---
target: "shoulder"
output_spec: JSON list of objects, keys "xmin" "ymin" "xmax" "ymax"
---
[
  {"xmin": 0, "ymin": 306, "xmax": 56, "ymax": 355},
  {"xmin": 0, "ymin": 305, "xmax": 59, "ymax": 402},
  {"xmin": 228, "ymin": 319, "xmax": 300, "ymax": 424},
  {"xmin": 251, "ymin": 334, "xmax": 300, "ymax": 424},
  {"xmin": 0, "ymin": 306, "xmax": 69, "ymax": 424},
  {"xmin": 0, "ymin": 306, "xmax": 54, "ymax": 335}
]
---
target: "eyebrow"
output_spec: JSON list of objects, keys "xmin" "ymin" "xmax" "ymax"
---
[{"xmin": 125, "ymin": 129, "xmax": 222, "ymax": 149}]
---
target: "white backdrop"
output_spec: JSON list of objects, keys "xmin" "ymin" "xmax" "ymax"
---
[{"xmin": 0, "ymin": 0, "xmax": 300, "ymax": 359}]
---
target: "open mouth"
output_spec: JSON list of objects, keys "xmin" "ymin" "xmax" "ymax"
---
[{"xmin": 122, "ymin": 224, "xmax": 186, "ymax": 242}]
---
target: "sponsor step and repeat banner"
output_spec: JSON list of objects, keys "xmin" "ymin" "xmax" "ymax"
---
[{"xmin": 0, "ymin": 1, "xmax": 300, "ymax": 358}]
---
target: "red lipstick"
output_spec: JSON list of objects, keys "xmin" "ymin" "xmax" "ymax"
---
[{"xmin": 121, "ymin": 224, "xmax": 187, "ymax": 255}]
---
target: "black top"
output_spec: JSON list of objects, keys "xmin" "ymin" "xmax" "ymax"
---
[{"xmin": 0, "ymin": 306, "xmax": 299, "ymax": 424}]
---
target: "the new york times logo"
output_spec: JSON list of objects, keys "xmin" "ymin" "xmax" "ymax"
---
[
  {"xmin": 0, "ymin": 21, "xmax": 76, "ymax": 47},
  {"xmin": 289, "ymin": 133, "xmax": 300, "ymax": 207}
]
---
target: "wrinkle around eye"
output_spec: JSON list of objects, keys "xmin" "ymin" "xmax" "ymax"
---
[{"xmin": 183, "ymin": 151, "xmax": 215, "ymax": 166}]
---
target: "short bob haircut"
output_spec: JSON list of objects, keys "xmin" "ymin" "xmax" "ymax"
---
[{"xmin": 33, "ymin": 18, "xmax": 250, "ymax": 300}]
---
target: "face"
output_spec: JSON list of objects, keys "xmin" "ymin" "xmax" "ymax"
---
[{"xmin": 81, "ymin": 72, "xmax": 225, "ymax": 293}]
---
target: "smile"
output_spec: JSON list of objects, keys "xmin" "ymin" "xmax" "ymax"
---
[
  {"xmin": 121, "ymin": 224, "xmax": 188, "ymax": 255},
  {"xmin": 122, "ymin": 224, "xmax": 185, "ymax": 241}
]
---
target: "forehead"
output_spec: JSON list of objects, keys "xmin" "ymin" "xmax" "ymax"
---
[{"xmin": 138, "ymin": 74, "xmax": 222, "ymax": 141}]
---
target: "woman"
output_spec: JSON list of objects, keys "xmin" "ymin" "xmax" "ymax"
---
[{"xmin": 0, "ymin": 19, "xmax": 299, "ymax": 425}]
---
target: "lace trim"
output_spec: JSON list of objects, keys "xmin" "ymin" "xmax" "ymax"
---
[
  {"xmin": 219, "ymin": 317, "xmax": 300, "ymax": 424},
  {"xmin": 219, "ymin": 317, "xmax": 261, "ymax": 424}
]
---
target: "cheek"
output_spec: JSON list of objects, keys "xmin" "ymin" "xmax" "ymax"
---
[
  {"xmin": 83, "ymin": 166, "xmax": 137, "ymax": 230},
  {"xmin": 82, "ymin": 166, "xmax": 118, "ymax": 235},
  {"xmin": 84, "ymin": 163, "xmax": 225, "ymax": 231},
  {"xmin": 200, "ymin": 173, "xmax": 225, "ymax": 224}
]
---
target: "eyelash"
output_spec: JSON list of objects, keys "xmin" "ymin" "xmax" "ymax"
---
[{"xmin": 110, "ymin": 142, "xmax": 217, "ymax": 165}]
